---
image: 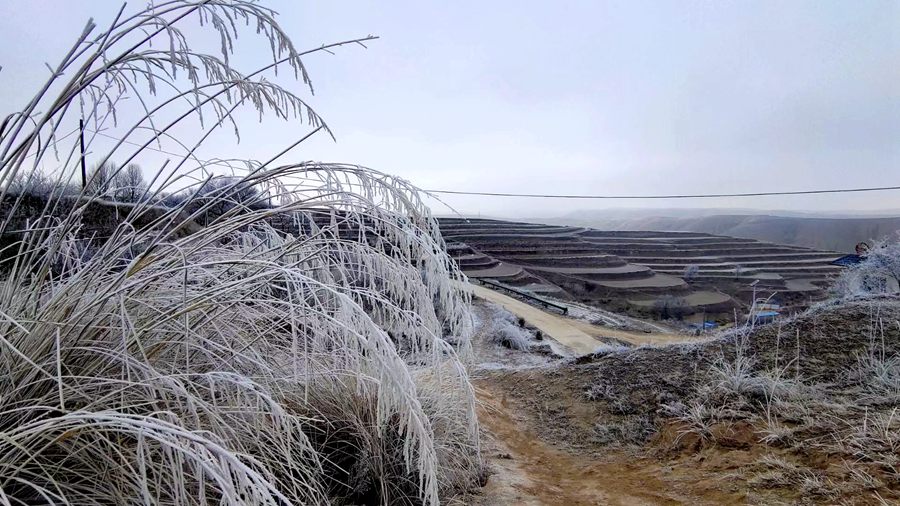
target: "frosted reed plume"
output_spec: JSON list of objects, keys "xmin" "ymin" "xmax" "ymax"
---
[{"xmin": 0, "ymin": 1, "xmax": 479, "ymax": 504}]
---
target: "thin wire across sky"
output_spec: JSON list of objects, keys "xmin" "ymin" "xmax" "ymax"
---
[
  {"xmin": 58, "ymin": 129, "xmax": 900, "ymax": 201},
  {"xmin": 424, "ymin": 185, "xmax": 900, "ymax": 200}
]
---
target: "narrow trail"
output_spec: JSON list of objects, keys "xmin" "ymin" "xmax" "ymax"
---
[
  {"xmin": 470, "ymin": 376, "xmax": 740, "ymax": 506},
  {"xmin": 470, "ymin": 284, "xmax": 698, "ymax": 352},
  {"xmin": 473, "ymin": 382, "xmax": 682, "ymax": 505},
  {"xmin": 465, "ymin": 299, "xmax": 743, "ymax": 505}
]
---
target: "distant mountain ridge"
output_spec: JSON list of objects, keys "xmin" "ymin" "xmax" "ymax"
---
[{"xmin": 542, "ymin": 213, "xmax": 900, "ymax": 253}]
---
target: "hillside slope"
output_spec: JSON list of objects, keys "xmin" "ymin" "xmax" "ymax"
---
[
  {"xmin": 439, "ymin": 217, "xmax": 843, "ymax": 315},
  {"xmin": 547, "ymin": 213, "xmax": 900, "ymax": 253},
  {"xmin": 472, "ymin": 294, "xmax": 900, "ymax": 505}
]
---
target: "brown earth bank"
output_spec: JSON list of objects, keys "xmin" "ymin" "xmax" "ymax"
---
[
  {"xmin": 461, "ymin": 295, "xmax": 900, "ymax": 505},
  {"xmin": 467, "ymin": 373, "xmax": 747, "ymax": 505}
]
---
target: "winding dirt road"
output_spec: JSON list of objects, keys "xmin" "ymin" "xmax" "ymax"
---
[
  {"xmin": 470, "ymin": 284, "xmax": 695, "ymax": 353},
  {"xmin": 471, "ymin": 285, "xmax": 602, "ymax": 355},
  {"xmin": 472, "ymin": 383, "xmax": 694, "ymax": 505}
]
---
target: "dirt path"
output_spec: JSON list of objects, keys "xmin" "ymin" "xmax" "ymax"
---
[
  {"xmin": 471, "ymin": 285, "xmax": 603, "ymax": 355},
  {"xmin": 471, "ymin": 285, "xmax": 696, "ymax": 351},
  {"xmin": 567, "ymin": 320, "xmax": 698, "ymax": 346},
  {"xmin": 470, "ymin": 377, "xmax": 743, "ymax": 506},
  {"xmin": 472, "ymin": 383, "xmax": 678, "ymax": 505},
  {"xmin": 464, "ymin": 299, "xmax": 748, "ymax": 505}
]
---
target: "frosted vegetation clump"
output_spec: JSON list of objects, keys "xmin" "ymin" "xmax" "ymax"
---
[
  {"xmin": 486, "ymin": 304, "xmax": 533, "ymax": 350},
  {"xmin": 0, "ymin": 1, "xmax": 479, "ymax": 504},
  {"xmin": 832, "ymin": 239, "xmax": 900, "ymax": 299}
]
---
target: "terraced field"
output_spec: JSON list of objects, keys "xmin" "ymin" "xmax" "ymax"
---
[{"xmin": 439, "ymin": 218, "xmax": 845, "ymax": 316}]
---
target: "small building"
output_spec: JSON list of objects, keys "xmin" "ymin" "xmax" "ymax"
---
[{"xmin": 750, "ymin": 310, "xmax": 779, "ymax": 325}]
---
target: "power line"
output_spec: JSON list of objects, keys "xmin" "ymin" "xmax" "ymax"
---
[
  {"xmin": 21, "ymin": 126, "xmax": 239, "ymax": 169},
  {"xmin": 33, "ymin": 128, "xmax": 900, "ymax": 200},
  {"xmin": 425, "ymin": 185, "xmax": 900, "ymax": 200},
  {"xmin": 89, "ymin": 130, "xmax": 239, "ymax": 170}
]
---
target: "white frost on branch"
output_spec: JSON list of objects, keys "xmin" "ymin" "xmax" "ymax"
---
[{"xmin": 832, "ymin": 238, "xmax": 900, "ymax": 299}]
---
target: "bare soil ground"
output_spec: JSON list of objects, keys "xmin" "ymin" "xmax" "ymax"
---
[
  {"xmin": 463, "ymin": 295, "xmax": 900, "ymax": 505},
  {"xmin": 468, "ymin": 380, "xmax": 733, "ymax": 506},
  {"xmin": 467, "ymin": 371, "xmax": 747, "ymax": 506}
]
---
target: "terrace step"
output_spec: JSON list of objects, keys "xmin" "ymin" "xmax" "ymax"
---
[
  {"xmin": 581, "ymin": 239, "xmax": 766, "ymax": 249},
  {"xmin": 441, "ymin": 226, "xmax": 582, "ymax": 237},
  {"xmin": 577, "ymin": 230, "xmax": 714, "ymax": 238},
  {"xmin": 529, "ymin": 264, "xmax": 655, "ymax": 280},
  {"xmin": 644, "ymin": 259, "xmax": 841, "ymax": 270},
  {"xmin": 461, "ymin": 262, "xmax": 523, "ymax": 279},
  {"xmin": 630, "ymin": 253, "xmax": 841, "ymax": 265},
  {"xmin": 509, "ymin": 255, "xmax": 628, "ymax": 268},
  {"xmin": 628, "ymin": 290, "xmax": 735, "ymax": 310},
  {"xmin": 584, "ymin": 272, "xmax": 689, "ymax": 292},
  {"xmin": 594, "ymin": 247, "xmax": 817, "ymax": 257},
  {"xmin": 457, "ymin": 257, "xmax": 499, "ymax": 269},
  {"xmin": 481, "ymin": 247, "xmax": 604, "ymax": 255}
]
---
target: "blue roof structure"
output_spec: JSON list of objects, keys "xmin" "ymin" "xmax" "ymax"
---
[
  {"xmin": 750, "ymin": 310, "xmax": 779, "ymax": 324},
  {"xmin": 832, "ymin": 254, "xmax": 864, "ymax": 267}
]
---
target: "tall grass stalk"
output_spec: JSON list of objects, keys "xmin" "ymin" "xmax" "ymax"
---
[{"xmin": 0, "ymin": 1, "xmax": 478, "ymax": 504}]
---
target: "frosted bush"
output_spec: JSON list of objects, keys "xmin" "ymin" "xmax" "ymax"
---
[
  {"xmin": 484, "ymin": 303, "xmax": 532, "ymax": 350},
  {"xmin": 492, "ymin": 319, "xmax": 533, "ymax": 350},
  {"xmin": 832, "ymin": 238, "xmax": 900, "ymax": 299},
  {"xmin": 683, "ymin": 264, "xmax": 700, "ymax": 281}
]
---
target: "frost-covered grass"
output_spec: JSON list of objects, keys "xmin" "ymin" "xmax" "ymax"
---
[
  {"xmin": 492, "ymin": 320, "xmax": 533, "ymax": 350},
  {"xmin": 483, "ymin": 303, "xmax": 532, "ymax": 350},
  {"xmin": 851, "ymin": 315, "xmax": 900, "ymax": 398},
  {"xmin": 855, "ymin": 351, "xmax": 900, "ymax": 396},
  {"xmin": 0, "ymin": 2, "xmax": 479, "ymax": 505},
  {"xmin": 590, "ymin": 342, "xmax": 630, "ymax": 355},
  {"xmin": 574, "ymin": 259, "xmax": 900, "ymax": 502},
  {"xmin": 831, "ymin": 238, "xmax": 900, "ymax": 299},
  {"xmin": 658, "ymin": 302, "xmax": 900, "ymax": 502}
]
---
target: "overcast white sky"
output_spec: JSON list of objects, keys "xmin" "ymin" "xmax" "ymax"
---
[{"xmin": 1, "ymin": 1, "xmax": 898, "ymax": 217}]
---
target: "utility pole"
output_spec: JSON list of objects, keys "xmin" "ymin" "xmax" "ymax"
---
[
  {"xmin": 79, "ymin": 118, "xmax": 87, "ymax": 189},
  {"xmin": 749, "ymin": 279, "xmax": 760, "ymax": 325}
]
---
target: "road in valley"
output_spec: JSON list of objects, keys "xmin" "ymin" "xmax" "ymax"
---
[{"xmin": 470, "ymin": 284, "xmax": 696, "ymax": 354}]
